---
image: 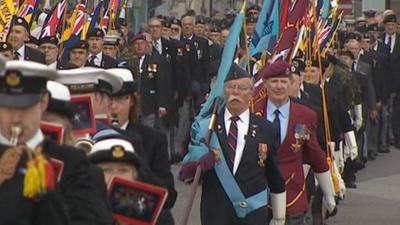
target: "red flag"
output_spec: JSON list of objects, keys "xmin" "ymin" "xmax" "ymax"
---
[{"xmin": 279, "ymin": 0, "xmax": 289, "ymax": 33}]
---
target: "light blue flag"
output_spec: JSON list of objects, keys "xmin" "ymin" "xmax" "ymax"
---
[
  {"xmin": 249, "ymin": 0, "xmax": 279, "ymax": 58},
  {"xmin": 182, "ymin": 10, "xmax": 245, "ymax": 163},
  {"xmin": 322, "ymin": 0, "xmax": 330, "ymax": 20}
]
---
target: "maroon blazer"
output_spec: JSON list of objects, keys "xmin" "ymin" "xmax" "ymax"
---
[{"xmin": 257, "ymin": 99, "xmax": 329, "ymax": 215}]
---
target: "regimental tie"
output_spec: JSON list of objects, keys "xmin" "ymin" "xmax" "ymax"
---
[
  {"xmin": 227, "ymin": 116, "xmax": 240, "ymax": 163},
  {"xmin": 273, "ymin": 109, "xmax": 281, "ymax": 147},
  {"xmin": 89, "ymin": 55, "xmax": 97, "ymax": 65},
  {"xmin": 14, "ymin": 51, "xmax": 20, "ymax": 60},
  {"xmin": 388, "ymin": 35, "xmax": 392, "ymax": 53}
]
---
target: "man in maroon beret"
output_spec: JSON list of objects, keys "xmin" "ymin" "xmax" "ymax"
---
[{"xmin": 257, "ymin": 60, "xmax": 337, "ymax": 225}]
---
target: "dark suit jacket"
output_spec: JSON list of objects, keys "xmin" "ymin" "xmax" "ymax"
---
[
  {"xmin": 180, "ymin": 34, "xmax": 210, "ymax": 86},
  {"xmin": 381, "ymin": 32, "xmax": 400, "ymax": 92},
  {"xmin": 86, "ymin": 52, "xmax": 117, "ymax": 69},
  {"xmin": 139, "ymin": 54, "xmax": 172, "ymax": 116},
  {"xmin": 201, "ymin": 110, "xmax": 284, "ymax": 225},
  {"xmin": 25, "ymin": 46, "xmax": 45, "ymax": 64},
  {"xmin": 373, "ymin": 42, "xmax": 392, "ymax": 102}
]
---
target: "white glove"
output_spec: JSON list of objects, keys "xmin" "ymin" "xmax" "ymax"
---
[
  {"xmin": 344, "ymin": 131, "xmax": 358, "ymax": 160},
  {"xmin": 333, "ymin": 141, "xmax": 344, "ymax": 173},
  {"xmin": 315, "ymin": 171, "xmax": 336, "ymax": 213},
  {"xmin": 354, "ymin": 104, "xmax": 363, "ymax": 131},
  {"xmin": 269, "ymin": 192, "xmax": 286, "ymax": 225}
]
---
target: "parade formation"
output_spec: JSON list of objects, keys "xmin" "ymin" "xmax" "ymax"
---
[{"xmin": 0, "ymin": 0, "xmax": 398, "ymax": 225}]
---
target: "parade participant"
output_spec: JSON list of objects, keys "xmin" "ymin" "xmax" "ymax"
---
[
  {"xmin": 87, "ymin": 28, "xmax": 117, "ymax": 68},
  {"xmin": 107, "ymin": 68, "xmax": 177, "ymax": 224},
  {"xmin": 130, "ymin": 34, "xmax": 172, "ymax": 128},
  {"xmin": 382, "ymin": 14, "xmax": 400, "ymax": 148},
  {"xmin": 194, "ymin": 15, "xmax": 207, "ymax": 38},
  {"xmin": 245, "ymin": 16, "xmax": 257, "ymax": 43},
  {"xmin": 56, "ymin": 67, "xmax": 123, "ymax": 132},
  {"xmin": 259, "ymin": 60, "xmax": 337, "ymax": 224},
  {"xmin": 162, "ymin": 18, "xmax": 172, "ymax": 39},
  {"xmin": 0, "ymin": 42, "xmax": 13, "ymax": 61},
  {"xmin": 7, "ymin": 17, "xmax": 45, "ymax": 63},
  {"xmin": 68, "ymin": 40, "xmax": 90, "ymax": 68},
  {"xmin": 0, "ymin": 61, "xmax": 113, "ymax": 225},
  {"xmin": 198, "ymin": 64, "xmax": 286, "ymax": 225},
  {"xmin": 103, "ymin": 32, "xmax": 130, "ymax": 68},
  {"xmin": 39, "ymin": 36, "xmax": 61, "ymax": 69}
]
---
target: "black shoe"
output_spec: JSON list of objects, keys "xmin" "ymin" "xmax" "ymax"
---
[
  {"xmin": 378, "ymin": 148, "xmax": 390, "ymax": 153},
  {"xmin": 345, "ymin": 181, "xmax": 357, "ymax": 189}
]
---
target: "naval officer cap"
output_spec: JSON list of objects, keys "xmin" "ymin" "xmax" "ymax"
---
[
  {"xmin": 47, "ymin": 81, "xmax": 77, "ymax": 121},
  {"xmin": 89, "ymin": 136, "xmax": 141, "ymax": 169},
  {"xmin": 104, "ymin": 32, "xmax": 120, "ymax": 46},
  {"xmin": 224, "ymin": 63, "xmax": 251, "ymax": 83},
  {"xmin": 0, "ymin": 60, "xmax": 58, "ymax": 107},
  {"xmin": 107, "ymin": 68, "xmax": 137, "ymax": 96},
  {"xmin": 56, "ymin": 67, "xmax": 123, "ymax": 97}
]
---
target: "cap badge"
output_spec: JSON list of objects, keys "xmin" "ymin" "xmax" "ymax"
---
[
  {"xmin": 112, "ymin": 145, "xmax": 125, "ymax": 158},
  {"xmin": 6, "ymin": 72, "xmax": 21, "ymax": 87},
  {"xmin": 2, "ymin": 43, "xmax": 7, "ymax": 49},
  {"xmin": 17, "ymin": 18, "xmax": 23, "ymax": 23},
  {"xmin": 291, "ymin": 65, "xmax": 296, "ymax": 73}
]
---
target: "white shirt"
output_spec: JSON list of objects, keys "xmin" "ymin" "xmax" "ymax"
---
[
  {"xmin": 139, "ymin": 55, "xmax": 145, "ymax": 73},
  {"xmin": 16, "ymin": 45, "xmax": 25, "ymax": 61},
  {"xmin": 224, "ymin": 108, "xmax": 250, "ymax": 175},
  {"xmin": 120, "ymin": 121, "xmax": 129, "ymax": 130},
  {"xmin": 0, "ymin": 129, "xmax": 44, "ymax": 149},
  {"xmin": 385, "ymin": 33, "xmax": 396, "ymax": 53},
  {"xmin": 88, "ymin": 52, "xmax": 103, "ymax": 66},
  {"xmin": 49, "ymin": 61, "xmax": 57, "ymax": 70}
]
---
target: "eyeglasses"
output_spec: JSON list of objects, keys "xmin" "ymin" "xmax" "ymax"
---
[{"xmin": 225, "ymin": 84, "xmax": 252, "ymax": 92}]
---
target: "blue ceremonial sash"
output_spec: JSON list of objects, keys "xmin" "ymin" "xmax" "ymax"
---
[{"xmin": 210, "ymin": 132, "xmax": 269, "ymax": 218}]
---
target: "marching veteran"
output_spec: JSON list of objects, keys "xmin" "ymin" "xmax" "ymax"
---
[
  {"xmin": 258, "ymin": 60, "xmax": 337, "ymax": 225},
  {"xmin": 182, "ymin": 64, "xmax": 286, "ymax": 225}
]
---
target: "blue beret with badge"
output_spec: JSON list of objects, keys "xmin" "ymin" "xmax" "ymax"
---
[{"xmin": 224, "ymin": 63, "xmax": 251, "ymax": 83}]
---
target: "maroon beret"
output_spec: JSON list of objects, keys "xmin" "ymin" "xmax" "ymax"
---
[
  {"xmin": 130, "ymin": 34, "xmax": 146, "ymax": 44},
  {"xmin": 262, "ymin": 60, "xmax": 291, "ymax": 80}
]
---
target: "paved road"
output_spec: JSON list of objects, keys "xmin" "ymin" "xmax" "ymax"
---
[{"xmin": 171, "ymin": 147, "xmax": 400, "ymax": 225}]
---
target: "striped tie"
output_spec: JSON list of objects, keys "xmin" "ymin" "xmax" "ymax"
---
[{"xmin": 227, "ymin": 116, "xmax": 240, "ymax": 163}]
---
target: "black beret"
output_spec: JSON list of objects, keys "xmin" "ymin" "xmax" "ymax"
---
[
  {"xmin": 162, "ymin": 19, "xmax": 171, "ymax": 28},
  {"xmin": 247, "ymin": 5, "xmax": 261, "ymax": 12},
  {"xmin": 39, "ymin": 36, "xmax": 59, "ymax": 46},
  {"xmin": 291, "ymin": 58, "xmax": 305, "ymax": 75},
  {"xmin": 12, "ymin": 17, "xmax": 29, "ymax": 32},
  {"xmin": 383, "ymin": 14, "xmax": 397, "ymax": 24},
  {"xmin": 337, "ymin": 50, "xmax": 355, "ymax": 60},
  {"xmin": 196, "ymin": 15, "xmax": 206, "ymax": 25},
  {"xmin": 224, "ymin": 63, "xmax": 251, "ymax": 83},
  {"xmin": 345, "ymin": 32, "xmax": 362, "ymax": 43},
  {"xmin": 26, "ymin": 35, "xmax": 39, "ymax": 45},
  {"xmin": 210, "ymin": 26, "xmax": 221, "ymax": 33},
  {"xmin": 69, "ymin": 40, "xmax": 88, "ymax": 50},
  {"xmin": 366, "ymin": 23, "xmax": 379, "ymax": 32},
  {"xmin": 0, "ymin": 42, "xmax": 12, "ymax": 52},
  {"xmin": 118, "ymin": 18, "xmax": 127, "ymax": 27},
  {"xmin": 246, "ymin": 16, "xmax": 257, "ymax": 24},
  {"xmin": 171, "ymin": 18, "xmax": 181, "ymax": 26},
  {"xmin": 87, "ymin": 28, "xmax": 105, "ymax": 39},
  {"xmin": 363, "ymin": 10, "xmax": 376, "ymax": 18}
]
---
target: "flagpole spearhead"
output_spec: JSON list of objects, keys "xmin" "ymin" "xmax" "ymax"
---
[{"xmin": 240, "ymin": 1, "xmax": 247, "ymax": 14}]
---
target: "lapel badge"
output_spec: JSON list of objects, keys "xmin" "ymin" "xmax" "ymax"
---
[
  {"xmin": 194, "ymin": 41, "xmax": 198, "ymax": 48},
  {"xmin": 148, "ymin": 72, "xmax": 154, "ymax": 78},
  {"xmin": 6, "ymin": 71, "xmax": 21, "ymax": 87},
  {"xmin": 185, "ymin": 44, "xmax": 190, "ymax": 52},
  {"xmin": 197, "ymin": 49, "xmax": 203, "ymax": 59},
  {"xmin": 257, "ymin": 143, "xmax": 268, "ymax": 167},
  {"xmin": 251, "ymin": 125, "xmax": 258, "ymax": 137},
  {"xmin": 291, "ymin": 124, "xmax": 310, "ymax": 153},
  {"xmin": 177, "ymin": 48, "xmax": 183, "ymax": 56},
  {"xmin": 112, "ymin": 145, "xmax": 125, "ymax": 158}
]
